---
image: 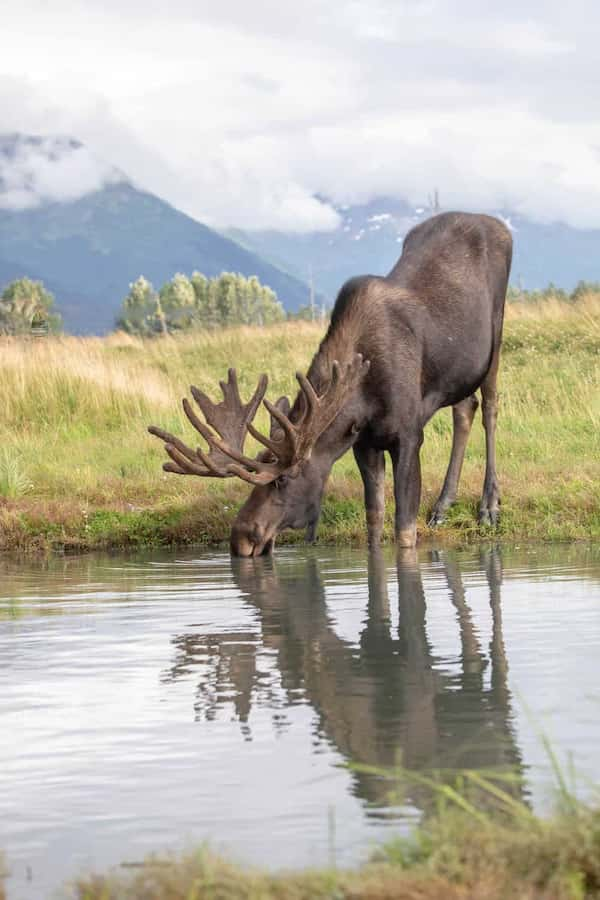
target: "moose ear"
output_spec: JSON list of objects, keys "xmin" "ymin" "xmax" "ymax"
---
[{"xmin": 270, "ymin": 396, "xmax": 291, "ymax": 437}]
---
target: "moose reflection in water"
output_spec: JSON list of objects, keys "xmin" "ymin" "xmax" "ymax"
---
[{"xmin": 162, "ymin": 547, "xmax": 523, "ymax": 811}]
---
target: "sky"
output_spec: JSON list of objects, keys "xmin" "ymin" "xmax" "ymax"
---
[{"xmin": 2, "ymin": 0, "xmax": 600, "ymax": 231}]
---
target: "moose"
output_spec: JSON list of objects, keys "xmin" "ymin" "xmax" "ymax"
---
[{"xmin": 149, "ymin": 211, "xmax": 512, "ymax": 557}]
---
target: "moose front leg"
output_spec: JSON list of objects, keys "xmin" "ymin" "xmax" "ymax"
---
[
  {"xmin": 353, "ymin": 443, "xmax": 386, "ymax": 546},
  {"xmin": 305, "ymin": 519, "xmax": 318, "ymax": 544},
  {"xmin": 391, "ymin": 433, "xmax": 423, "ymax": 548}
]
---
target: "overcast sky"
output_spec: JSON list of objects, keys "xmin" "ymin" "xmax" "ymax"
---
[{"xmin": 2, "ymin": 0, "xmax": 600, "ymax": 231}]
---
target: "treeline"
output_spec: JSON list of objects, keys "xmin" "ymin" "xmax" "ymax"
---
[
  {"xmin": 507, "ymin": 280, "xmax": 600, "ymax": 303},
  {"xmin": 116, "ymin": 272, "xmax": 287, "ymax": 335},
  {"xmin": 2, "ymin": 273, "xmax": 600, "ymax": 337},
  {"xmin": 0, "ymin": 272, "xmax": 291, "ymax": 337}
]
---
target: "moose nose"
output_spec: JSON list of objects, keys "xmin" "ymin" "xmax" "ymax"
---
[
  {"xmin": 230, "ymin": 524, "xmax": 273, "ymax": 557},
  {"xmin": 231, "ymin": 531, "xmax": 255, "ymax": 557}
]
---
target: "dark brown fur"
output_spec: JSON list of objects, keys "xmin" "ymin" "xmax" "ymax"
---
[{"xmin": 230, "ymin": 211, "xmax": 512, "ymax": 556}]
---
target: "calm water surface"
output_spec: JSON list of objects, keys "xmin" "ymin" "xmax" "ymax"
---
[{"xmin": 0, "ymin": 543, "xmax": 599, "ymax": 899}]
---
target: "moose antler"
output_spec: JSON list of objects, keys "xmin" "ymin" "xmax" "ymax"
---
[
  {"xmin": 148, "ymin": 368, "xmax": 268, "ymax": 478},
  {"xmin": 148, "ymin": 354, "xmax": 370, "ymax": 486},
  {"xmin": 248, "ymin": 353, "xmax": 371, "ymax": 474}
]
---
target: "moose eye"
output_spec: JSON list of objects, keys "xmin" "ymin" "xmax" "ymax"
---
[
  {"xmin": 275, "ymin": 475, "xmax": 289, "ymax": 489},
  {"xmin": 349, "ymin": 422, "xmax": 361, "ymax": 437}
]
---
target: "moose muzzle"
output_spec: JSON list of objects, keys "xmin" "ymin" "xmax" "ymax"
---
[{"xmin": 230, "ymin": 521, "xmax": 276, "ymax": 557}]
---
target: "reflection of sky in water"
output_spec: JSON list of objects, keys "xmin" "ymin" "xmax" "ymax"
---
[{"xmin": 0, "ymin": 544, "xmax": 599, "ymax": 899}]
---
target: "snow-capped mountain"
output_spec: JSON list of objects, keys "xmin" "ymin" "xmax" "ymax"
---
[{"xmin": 229, "ymin": 196, "xmax": 600, "ymax": 304}]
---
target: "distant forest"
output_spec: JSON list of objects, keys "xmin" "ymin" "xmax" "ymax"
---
[
  {"xmin": 118, "ymin": 272, "xmax": 285, "ymax": 335},
  {"xmin": 0, "ymin": 272, "xmax": 323, "ymax": 336},
  {"xmin": 0, "ymin": 274, "xmax": 598, "ymax": 336}
]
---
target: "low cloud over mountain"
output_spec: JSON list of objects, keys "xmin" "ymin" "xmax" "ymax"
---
[
  {"xmin": 0, "ymin": 134, "xmax": 312, "ymax": 333},
  {"xmin": 0, "ymin": 134, "xmax": 124, "ymax": 211}
]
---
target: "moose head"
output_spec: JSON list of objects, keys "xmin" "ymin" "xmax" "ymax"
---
[{"xmin": 148, "ymin": 355, "xmax": 370, "ymax": 556}]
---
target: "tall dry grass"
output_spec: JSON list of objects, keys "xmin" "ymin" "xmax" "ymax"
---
[
  {"xmin": 506, "ymin": 291, "xmax": 600, "ymax": 322},
  {"xmin": 0, "ymin": 298, "xmax": 597, "ymax": 547}
]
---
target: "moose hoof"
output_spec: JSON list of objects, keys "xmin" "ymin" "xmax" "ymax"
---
[
  {"xmin": 427, "ymin": 508, "xmax": 446, "ymax": 527},
  {"xmin": 478, "ymin": 507, "xmax": 500, "ymax": 527}
]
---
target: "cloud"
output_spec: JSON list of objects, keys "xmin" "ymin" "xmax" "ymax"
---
[
  {"xmin": 0, "ymin": 134, "xmax": 124, "ymax": 210},
  {"xmin": 1, "ymin": 1, "xmax": 598, "ymax": 230}
]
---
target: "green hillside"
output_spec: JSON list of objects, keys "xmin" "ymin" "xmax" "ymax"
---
[{"xmin": 0, "ymin": 181, "xmax": 311, "ymax": 333}]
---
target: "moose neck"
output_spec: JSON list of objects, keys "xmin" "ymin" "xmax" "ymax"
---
[
  {"xmin": 299, "ymin": 356, "xmax": 369, "ymax": 473},
  {"xmin": 288, "ymin": 304, "xmax": 368, "ymax": 427}
]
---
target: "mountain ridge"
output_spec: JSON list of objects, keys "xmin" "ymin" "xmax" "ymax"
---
[
  {"xmin": 3, "ymin": 132, "xmax": 600, "ymax": 332},
  {"xmin": 0, "ymin": 134, "xmax": 312, "ymax": 333}
]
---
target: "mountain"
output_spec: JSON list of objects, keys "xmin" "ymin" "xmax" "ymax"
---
[
  {"xmin": 229, "ymin": 196, "xmax": 600, "ymax": 304},
  {"xmin": 4, "ymin": 133, "xmax": 599, "ymax": 331},
  {"xmin": 0, "ymin": 135, "xmax": 312, "ymax": 333}
]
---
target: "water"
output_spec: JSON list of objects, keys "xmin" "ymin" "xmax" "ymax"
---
[{"xmin": 0, "ymin": 543, "xmax": 599, "ymax": 899}]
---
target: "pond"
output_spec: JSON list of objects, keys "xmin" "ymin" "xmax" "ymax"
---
[{"xmin": 1, "ymin": 543, "xmax": 599, "ymax": 899}]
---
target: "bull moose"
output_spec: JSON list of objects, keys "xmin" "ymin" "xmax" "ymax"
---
[{"xmin": 149, "ymin": 211, "xmax": 512, "ymax": 557}]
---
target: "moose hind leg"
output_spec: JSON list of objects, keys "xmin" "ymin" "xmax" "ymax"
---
[
  {"xmin": 353, "ymin": 443, "xmax": 386, "ymax": 546},
  {"xmin": 429, "ymin": 395, "xmax": 479, "ymax": 526},
  {"xmin": 479, "ymin": 352, "xmax": 501, "ymax": 526}
]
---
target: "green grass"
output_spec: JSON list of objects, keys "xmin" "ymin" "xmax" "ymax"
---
[
  {"xmin": 0, "ymin": 297, "xmax": 598, "ymax": 554},
  {"xmin": 0, "ymin": 448, "xmax": 33, "ymax": 499},
  {"xmin": 70, "ymin": 766, "xmax": 600, "ymax": 899}
]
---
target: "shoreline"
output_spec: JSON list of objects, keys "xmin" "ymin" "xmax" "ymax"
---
[{"xmin": 1, "ymin": 481, "xmax": 598, "ymax": 557}]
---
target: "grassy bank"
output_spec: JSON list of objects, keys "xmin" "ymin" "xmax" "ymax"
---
[
  {"xmin": 72, "ymin": 776, "xmax": 600, "ymax": 899},
  {"xmin": 0, "ymin": 296, "xmax": 598, "ymax": 554},
  {"xmin": 5, "ymin": 781, "xmax": 600, "ymax": 899}
]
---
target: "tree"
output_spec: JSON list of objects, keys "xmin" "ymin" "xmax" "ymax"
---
[
  {"xmin": 0, "ymin": 278, "xmax": 62, "ymax": 335},
  {"xmin": 571, "ymin": 280, "xmax": 600, "ymax": 302},
  {"xmin": 259, "ymin": 282, "xmax": 285, "ymax": 325},
  {"xmin": 116, "ymin": 276, "xmax": 160, "ymax": 336},
  {"xmin": 214, "ymin": 272, "xmax": 237, "ymax": 325},
  {"xmin": 191, "ymin": 271, "xmax": 218, "ymax": 328},
  {"xmin": 158, "ymin": 274, "xmax": 196, "ymax": 332}
]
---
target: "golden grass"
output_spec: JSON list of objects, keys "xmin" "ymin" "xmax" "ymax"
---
[
  {"xmin": 0, "ymin": 297, "xmax": 598, "ymax": 552},
  {"xmin": 506, "ymin": 291, "xmax": 600, "ymax": 323},
  {"xmin": 75, "ymin": 856, "xmax": 471, "ymax": 900},
  {"xmin": 73, "ymin": 798, "xmax": 600, "ymax": 900}
]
